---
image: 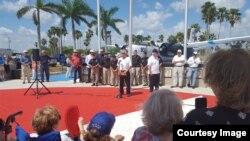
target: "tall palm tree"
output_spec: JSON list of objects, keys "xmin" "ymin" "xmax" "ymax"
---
[
  {"xmin": 188, "ymin": 23, "xmax": 201, "ymax": 41},
  {"xmin": 226, "ymin": 8, "xmax": 241, "ymax": 37},
  {"xmin": 124, "ymin": 34, "xmax": 129, "ymax": 45},
  {"xmin": 176, "ymin": 32, "xmax": 184, "ymax": 43},
  {"xmin": 48, "ymin": 0, "xmax": 96, "ymax": 49},
  {"xmin": 17, "ymin": 0, "xmax": 59, "ymax": 49},
  {"xmin": 158, "ymin": 34, "xmax": 164, "ymax": 42},
  {"xmin": 201, "ymin": 1, "xmax": 217, "ymax": 40},
  {"xmin": 216, "ymin": 7, "xmax": 227, "ymax": 39},
  {"xmin": 93, "ymin": 6, "xmax": 124, "ymax": 45},
  {"xmin": 75, "ymin": 30, "xmax": 83, "ymax": 49},
  {"xmin": 167, "ymin": 35, "xmax": 177, "ymax": 44}
]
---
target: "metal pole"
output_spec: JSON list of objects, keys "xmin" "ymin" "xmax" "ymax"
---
[
  {"xmin": 8, "ymin": 37, "xmax": 11, "ymax": 49},
  {"xmin": 97, "ymin": 0, "xmax": 101, "ymax": 52},
  {"xmin": 128, "ymin": 0, "xmax": 133, "ymax": 59},
  {"xmin": 184, "ymin": 0, "xmax": 189, "ymax": 59}
]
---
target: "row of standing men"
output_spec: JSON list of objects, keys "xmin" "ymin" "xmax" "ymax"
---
[{"xmin": 69, "ymin": 48, "xmax": 201, "ymax": 98}]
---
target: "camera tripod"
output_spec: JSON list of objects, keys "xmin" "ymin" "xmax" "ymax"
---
[{"xmin": 23, "ymin": 61, "xmax": 51, "ymax": 98}]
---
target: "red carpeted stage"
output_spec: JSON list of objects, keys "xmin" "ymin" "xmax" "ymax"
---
[{"xmin": 0, "ymin": 87, "xmax": 216, "ymax": 133}]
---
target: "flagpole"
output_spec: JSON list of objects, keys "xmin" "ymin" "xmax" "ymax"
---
[
  {"xmin": 97, "ymin": 0, "xmax": 101, "ymax": 52},
  {"xmin": 128, "ymin": 0, "xmax": 133, "ymax": 59},
  {"xmin": 184, "ymin": 0, "xmax": 189, "ymax": 59}
]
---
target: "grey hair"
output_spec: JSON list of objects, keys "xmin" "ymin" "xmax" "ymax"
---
[{"xmin": 142, "ymin": 89, "xmax": 183, "ymax": 136}]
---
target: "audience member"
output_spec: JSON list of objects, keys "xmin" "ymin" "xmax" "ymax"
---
[
  {"xmin": 132, "ymin": 89, "xmax": 183, "ymax": 141},
  {"xmin": 182, "ymin": 49, "xmax": 250, "ymax": 124},
  {"xmin": 77, "ymin": 112, "xmax": 124, "ymax": 141}
]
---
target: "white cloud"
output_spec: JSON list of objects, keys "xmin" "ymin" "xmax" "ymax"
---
[
  {"xmin": 0, "ymin": 0, "xmax": 27, "ymax": 12},
  {"xmin": 171, "ymin": 0, "xmax": 245, "ymax": 12},
  {"xmin": 155, "ymin": 2, "xmax": 163, "ymax": 10},
  {"xmin": 170, "ymin": 1, "xmax": 185, "ymax": 12},
  {"xmin": 0, "ymin": 27, "xmax": 13, "ymax": 35},
  {"xmin": 133, "ymin": 11, "xmax": 172, "ymax": 32}
]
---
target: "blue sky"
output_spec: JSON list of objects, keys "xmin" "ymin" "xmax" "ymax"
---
[{"xmin": 0, "ymin": 0, "xmax": 250, "ymax": 51}]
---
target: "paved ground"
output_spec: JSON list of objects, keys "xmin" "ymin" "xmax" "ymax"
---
[{"xmin": 0, "ymin": 79, "xmax": 214, "ymax": 140}]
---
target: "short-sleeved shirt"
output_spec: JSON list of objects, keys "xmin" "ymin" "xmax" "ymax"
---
[
  {"xmin": 0, "ymin": 56, "xmax": 5, "ymax": 65},
  {"xmin": 132, "ymin": 55, "xmax": 141, "ymax": 67},
  {"xmin": 181, "ymin": 105, "xmax": 250, "ymax": 125},
  {"xmin": 40, "ymin": 55, "xmax": 51, "ymax": 66},
  {"xmin": 117, "ymin": 57, "xmax": 132, "ymax": 71},
  {"xmin": 111, "ymin": 59, "xmax": 118, "ymax": 70},
  {"xmin": 21, "ymin": 55, "xmax": 32, "ymax": 65},
  {"xmin": 148, "ymin": 56, "xmax": 160, "ymax": 74},
  {"xmin": 89, "ymin": 58, "xmax": 99, "ymax": 67},
  {"xmin": 187, "ymin": 56, "xmax": 201, "ymax": 68},
  {"xmin": 85, "ymin": 54, "xmax": 93, "ymax": 68},
  {"xmin": 100, "ymin": 57, "xmax": 111, "ymax": 68},
  {"xmin": 141, "ymin": 57, "xmax": 148, "ymax": 67},
  {"xmin": 172, "ymin": 55, "xmax": 185, "ymax": 67}
]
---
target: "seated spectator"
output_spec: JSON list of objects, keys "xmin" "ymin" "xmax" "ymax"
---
[
  {"xmin": 32, "ymin": 105, "xmax": 71, "ymax": 141},
  {"xmin": 132, "ymin": 89, "xmax": 183, "ymax": 141},
  {"xmin": 182, "ymin": 49, "xmax": 250, "ymax": 124},
  {"xmin": 78, "ymin": 112, "xmax": 124, "ymax": 141}
]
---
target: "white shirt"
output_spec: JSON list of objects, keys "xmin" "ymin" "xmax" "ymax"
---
[
  {"xmin": 172, "ymin": 55, "xmax": 185, "ymax": 67},
  {"xmin": 187, "ymin": 56, "xmax": 201, "ymax": 68},
  {"xmin": 147, "ymin": 56, "xmax": 160, "ymax": 74},
  {"xmin": 117, "ymin": 57, "xmax": 132, "ymax": 71},
  {"xmin": 85, "ymin": 54, "xmax": 93, "ymax": 68}
]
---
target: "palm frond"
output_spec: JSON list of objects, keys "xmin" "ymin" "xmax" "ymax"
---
[
  {"xmin": 16, "ymin": 6, "xmax": 34, "ymax": 19},
  {"xmin": 32, "ymin": 11, "xmax": 38, "ymax": 25},
  {"xmin": 108, "ymin": 7, "xmax": 119, "ymax": 16},
  {"xmin": 78, "ymin": 16, "xmax": 91, "ymax": 27},
  {"xmin": 110, "ymin": 22, "xmax": 121, "ymax": 35}
]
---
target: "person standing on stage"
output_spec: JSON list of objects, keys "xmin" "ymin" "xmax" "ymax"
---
[
  {"xmin": 148, "ymin": 49, "xmax": 161, "ymax": 92},
  {"xmin": 171, "ymin": 49, "xmax": 185, "ymax": 88},
  {"xmin": 89, "ymin": 53, "xmax": 100, "ymax": 86},
  {"xmin": 85, "ymin": 50, "xmax": 94, "ymax": 83},
  {"xmin": 131, "ymin": 50, "xmax": 141, "ymax": 86},
  {"xmin": 110, "ymin": 55, "xmax": 118, "ymax": 86},
  {"xmin": 97, "ymin": 49, "xmax": 105, "ymax": 83},
  {"xmin": 40, "ymin": 50, "xmax": 51, "ymax": 82},
  {"xmin": 141, "ymin": 52, "xmax": 148, "ymax": 86},
  {"xmin": 100, "ymin": 53, "xmax": 111, "ymax": 85},
  {"xmin": 21, "ymin": 50, "xmax": 32, "ymax": 84},
  {"xmin": 186, "ymin": 51, "xmax": 201, "ymax": 89},
  {"xmin": 71, "ymin": 50, "xmax": 83, "ymax": 84},
  {"xmin": 0, "ymin": 52, "xmax": 5, "ymax": 81},
  {"xmin": 117, "ymin": 50, "xmax": 132, "ymax": 98}
]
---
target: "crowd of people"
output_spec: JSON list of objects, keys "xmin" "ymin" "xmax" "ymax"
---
[{"xmin": 0, "ymin": 48, "xmax": 250, "ymax": 141}]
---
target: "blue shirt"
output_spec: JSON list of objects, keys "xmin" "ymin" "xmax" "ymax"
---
[
  {"xmin": 0, "ymin": 56, "xmax": 5, "ymax": 65},
  {"xmin": 21, "ymin": 55, "xmax": 32, "ymax": 64},
  {"xmin": 40, "ymin": 55, "xmax": 51, "ymax": 66}
]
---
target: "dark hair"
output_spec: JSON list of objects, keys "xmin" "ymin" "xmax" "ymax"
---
[{"xmin": 204, "ymin": 49, "xmax": 250, "ymax": 112}]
